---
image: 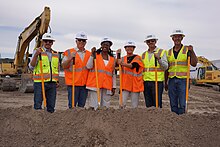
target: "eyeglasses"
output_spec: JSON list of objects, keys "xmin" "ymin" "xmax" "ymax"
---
[
  {"xmin": 146, "ymin": 40, "xmax": 156, "ymax": 43},
  {"xmin": 44, "ymin": 40, "xmax": 53, "ymax": 43},
  {"xmin": 77, "ymin": 39, "xmax": 86, "ymax": 42}
]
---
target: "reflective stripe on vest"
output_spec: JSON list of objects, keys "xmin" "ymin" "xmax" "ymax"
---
[
  {"xmin": 167, "ymin": 46, "xmax": 188, "ymax": 78},
  {"xmin": 143, "ymin": 67, "xmax": 164, "ymax": 72},
  {"xmin": 122, "ymin": 70, "xmax": 142, "ymax": 77},
  {"xmin": 89, "ymin": 69, "xmax": 113, "ymax": 77}
]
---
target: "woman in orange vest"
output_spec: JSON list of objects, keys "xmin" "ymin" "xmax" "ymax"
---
[
  {"xmin": 86, "ymin": 37, "xmax": 116, "ymax": 110},
  {"xmin": 117, "ymin": 40, "xmax": 144, "ymax": 108},
  {"xmin": 62, "ymin": 31, "xmax": 91, "ymax": 108}
]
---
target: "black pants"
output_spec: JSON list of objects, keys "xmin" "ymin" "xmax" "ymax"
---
[{"xmin": 143, "ymin": 81, "xmax": 164, "ymax": 108}]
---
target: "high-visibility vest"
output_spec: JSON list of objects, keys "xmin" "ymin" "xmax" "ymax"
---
[
  {"xmin": 121, "ymin": 55, "xmax": 144, "ymax": 92},
  {"xmin": 63, "ymin": 48, "xmax": 91, "ymax": 86},
  {"xmin": 142, "ymin": 48, "xmax": 166, "ymax": 81},
  {"xmin": 86, "ymin": 54, "xmax": 115, "ymax": 90},
  {"xmin": 33, "ymin": 48, "xmax": 59, "ymax": 82},
  {"xmin": 167, "ymin": 46, "xmax": 188, "ymax": 78}
]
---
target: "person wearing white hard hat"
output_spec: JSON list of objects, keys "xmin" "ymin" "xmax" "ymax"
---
[
  {"xmin": 29, "ymin": 33, "xmax": 59, "ymax": 113},
  {"xmin": 141, "ymin": 34, "xmax": 168, "ymax": 108},
  {"xmin": 165, "ymin": 29, "xmax": 198, "ymax": 115},
  {"xmin": 116, "ymin": 40, "xmax": 144, "ymax": 108},
  {"xmin": 86, "ymin": 37, "xmax": 116, "ymax": 110},
  {"xmin": 62, "ymin": 31, "xmax": 91, "ymax": 108}
]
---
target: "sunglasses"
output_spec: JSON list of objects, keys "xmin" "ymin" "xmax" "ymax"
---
[
  {"xmin": 77, "ymin": 39, "xmax": 86, "ymax": 42},
  {"xmin": 146, "ymin": 40, "xmax": 156, "ymax": 43},
  {"xmin": 44, "ymin": 40, "xmax": 53, "ymax": 43}
]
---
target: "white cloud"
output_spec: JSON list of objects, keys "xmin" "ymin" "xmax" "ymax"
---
[{"xmin": 0, "ymin": 0, "xmax": 220, "ymax": 60}]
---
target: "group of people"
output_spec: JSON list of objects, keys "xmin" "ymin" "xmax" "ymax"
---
[{"xmin": 29, "ymin": 29, "xmax": 198, "ymax": 115}]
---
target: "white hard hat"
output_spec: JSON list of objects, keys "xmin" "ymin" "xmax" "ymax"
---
[
  {"xmin": 100, "ymin": 36, "xmax": 113, "ymax": 46},
  {"xmin": 75, "ymin": 31, "xmax": 88, "ymax": 40},
  {"xmin": 170, "ymin": 29, "xmax": 185, "ymax": 37},
  {"xmin": 42, "ymin": 33, "xmax": 55, "ymax": 41},
  {"xmin": 144, "ymin": 34, "xmax": 158, "ymax": 42},
  {"xmin": 124, "ymin": 40, "xmax": 136, "ymax": 48}
]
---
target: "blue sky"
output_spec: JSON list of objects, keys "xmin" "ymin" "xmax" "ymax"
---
[{"xmin": 0, "ymin": 0, "xmax": 220, "ymax": 60}]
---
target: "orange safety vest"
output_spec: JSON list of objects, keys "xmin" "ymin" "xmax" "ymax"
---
[
  {"xmin": 121, "ymin": 55, "xmax": 144, "ymax": 92},
  {"xmin": 86, "ymin": 54, "xmax": 115, "ymax": 90},
  {"xmin": 63, "ymin": 48, "xmax": 91, "ymax": 86},
  {"xmin": 167, "ymin": 46, "xmax": 188, "ymax": 78}
]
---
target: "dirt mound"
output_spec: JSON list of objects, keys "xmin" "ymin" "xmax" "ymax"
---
[{"xmin": 0, "ymin": 106, "xmax": 219, "ymax": 147}]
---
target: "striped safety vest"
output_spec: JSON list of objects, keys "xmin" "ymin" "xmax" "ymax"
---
[
  {"xmin": 142, "ymin": 48, "xmax": 166, "ymax": 81},
  {"xmin": 86, "ymin": 54, "xmax": 115, "ymax": 90},
  {"xmin": 63, "ymin": 48, "xmax": 91, "ymax": 86},
  {"xmin": 33, "ymin": 48, "xmax": 59, "ymax": 82},
  {"xmin": 167, "ymin": 45, "xmax": 188, "ymax": 78},
  {"xmin": 121, "ymin": 55, "xmax": 144, "ymax": 92}
]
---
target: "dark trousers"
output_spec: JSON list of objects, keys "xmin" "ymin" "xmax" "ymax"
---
[
  {"xmin": 143, "ymin": 81, "xmax": 164, "ymax": 108},
  {"xmin": 34, "ymin": 82, "xmax": 57, "ymax": 113},
  {"xmin": 67, "ymin": 85, "xmax": 88, "ymax": 108}
]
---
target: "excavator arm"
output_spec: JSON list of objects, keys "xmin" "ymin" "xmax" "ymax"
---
[
  {"xmin": 1, "ymin": 7, "xmax": 51, "ymax": 92},
  {"xmin": 14, "ymin": 7, "xmax": 50, "ymax": 73}
]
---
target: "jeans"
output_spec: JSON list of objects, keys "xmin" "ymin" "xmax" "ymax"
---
[
  {"xmin": 34, "ymin": 82, "xmax": 57, "ymax": 113},
  {"xmin": 168, "ymin": 77, "xmax": 187, "ymax": 115},
  {"xmin": 143, "ymin": 81, "xmax": 164, "ymax": 108},
  {"xmin": 67, "ymin": 85, "xmax": 88, "ymax": 108}
]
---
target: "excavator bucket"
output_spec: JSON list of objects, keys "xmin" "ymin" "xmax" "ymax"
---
[{"xmin": 19, "ymin": 73, "xmax": 34, "ymax": 93}]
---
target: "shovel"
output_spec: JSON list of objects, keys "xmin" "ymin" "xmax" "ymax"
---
[
  {"xmin": 186, "ymin": 51, "xmax": 191, "ymax": 113},
  {"xmin": 154, "ymin": 56, "xmax": 158, "ymax": 108},
  {"xmin": 39, "ymin": 53, "xmax": 46, "ymax": 108},
  {"xmin": 117, "ymin": 51, "xmax": 123, "ymax": 108},
  {"xmin": 72, "ymin": 56, "xmax": 75, "ymax": 108},
  {"xmin": 93, "ymin": 49, "xmax": 101, "ymax": 107}
]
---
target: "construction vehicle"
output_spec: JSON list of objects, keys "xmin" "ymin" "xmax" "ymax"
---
[
  {"xmin": 0, "ymin": 7, "xmax": 51, "ymax": 92},
  {"xmin": 192, "ymin": 56, "xmax": 220, "ymax": 91}
]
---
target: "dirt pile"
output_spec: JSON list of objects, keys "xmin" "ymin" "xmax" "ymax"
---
[{"xmin": 0, "ymin": 106, "xmax": 219, "ymax": 147}]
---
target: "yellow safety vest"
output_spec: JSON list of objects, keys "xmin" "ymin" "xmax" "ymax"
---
[
  {"xmin": 33, "ymin": 49, "xmax": 59, "ymax": 82},
  {"xmin": 167, "ymin": 46, "xmax": 188, "ymax": 78},
  {"xmin": 142, "ymin": 48, "xmax": 166, "ymax": 81}
]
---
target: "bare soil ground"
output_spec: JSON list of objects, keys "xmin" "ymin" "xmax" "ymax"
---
[{"xmin": 0, "ymin": 77, "xmax": 220, "ymax": 147}]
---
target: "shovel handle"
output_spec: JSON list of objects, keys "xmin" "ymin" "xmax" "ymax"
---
[
  {"xmin": 187, "ymin": 50, "xmax": 191, "ymax": 57},
  {"xmin": 72, "ymin": 57, "xmax": 75, "ymax": 65},
  {"xmin": 39, "ymin": 53, "xmax": 46, "ymax": 108},
  {"xmin": 155, "ymin": 58, "xmax": 157, "ymax": 67},
  {"xmin": 117, "ymin": 52, "xmax": 121, "ymax": 59},
  {"xmin": 39, "ymin": 53, "xmax": 42, "ymax": 60},
  {"xmin": 185, "ymin": 50, "xmax": 191, "ymax": 113},
  {"xmin": 93, "ymin": 51, "xmax": 96, "ymax": 59}
]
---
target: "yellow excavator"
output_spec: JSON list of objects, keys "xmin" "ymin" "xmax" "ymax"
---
[
  {"xmin": 193, "ymin": 56, "xmax": 220, "ymax": 91},
  {"xmin": 0, "ymin": 7, "xmax": 50, "ymax": 92}
]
